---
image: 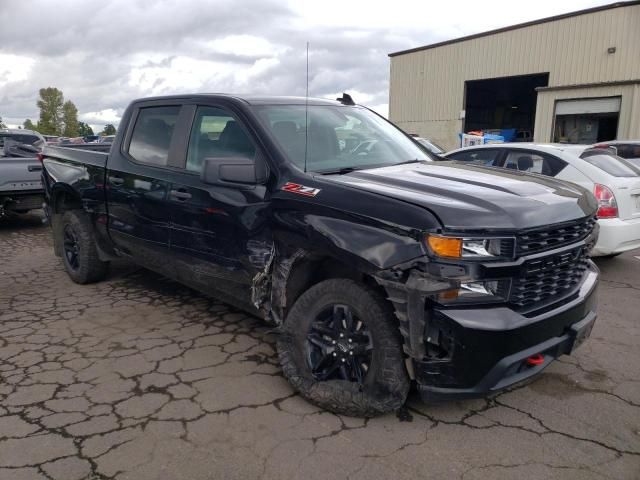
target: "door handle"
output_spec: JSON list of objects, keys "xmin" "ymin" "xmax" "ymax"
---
[
  {"xmin": 28, "ymin": 165, "xmax": 42, "ymax": 172},
  {"xmin": 170, "ymin": 189, "xmax": 192, "ymax": 201},
  {"xmin": 108, "ymin": 176, "xmax": 125, "ymax": 186}
]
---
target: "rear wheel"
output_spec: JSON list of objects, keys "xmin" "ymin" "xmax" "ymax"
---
[
  {"xmin": 59, "ymin": 210, "xmax": 109, "ymax": 284},
  {"xmin": 277, "ymin": 279, "xmax": 409, "ymax": 417}
]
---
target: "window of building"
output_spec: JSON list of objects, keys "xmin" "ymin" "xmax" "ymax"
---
[{"xmin": 553, "ymin": 97, "xmax": 621, "ymax": 144}]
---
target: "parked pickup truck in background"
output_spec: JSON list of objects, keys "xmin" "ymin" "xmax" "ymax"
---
[
  {"xmin": 0, "ymin": 129, "xmax": 46, "ymax": 217},
  {"xmin": 41, "ymin": 94, "xmax": 600, "ymax": 416}
]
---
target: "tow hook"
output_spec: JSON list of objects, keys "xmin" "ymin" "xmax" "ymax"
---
[{"xmin": 525, "ymin": 353, "xmax": 545, "ymax": 367}]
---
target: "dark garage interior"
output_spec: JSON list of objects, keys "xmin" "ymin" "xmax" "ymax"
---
[{"xmin": 464, "ymin": 73, "xmax": 550, "ymax": 139}]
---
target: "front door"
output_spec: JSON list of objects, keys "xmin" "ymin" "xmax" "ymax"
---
[
  {"xmin": 106, "ymin": 104, "xmax": 182, "ymax": 275},
  {"xmin": 167, "ymin": 104, "xmax": 272, "ymax": 308}
]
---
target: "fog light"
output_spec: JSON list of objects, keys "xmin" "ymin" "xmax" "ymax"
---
[{"xmin": 433, "ymin": 280, "xmax": 509, "ymax": 305}]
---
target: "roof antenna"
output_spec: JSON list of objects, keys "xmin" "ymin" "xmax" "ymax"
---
[
  {"xmin": 336, "ymin": 93, "xmax": 355, "ymax": 105},
  {"xmin": 304, "ymin": 41, "xmax": 309, "ymax": 173}
]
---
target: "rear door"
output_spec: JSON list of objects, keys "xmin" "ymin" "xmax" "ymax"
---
[
  {"xmin": 166, "ymin": 103, "xmax": 272, "ymax": 307},
  {"xmin": 105, "ymin": 103, "xmax": 182, "ymax": 274},
  {"xmin": 580, "ymin": 151, "xmax": 640, "ymax": 220}
]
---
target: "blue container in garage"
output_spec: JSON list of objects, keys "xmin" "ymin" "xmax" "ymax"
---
[{"xmin": 459, "ymin": 133, "xmax": 504, "ymax": 147}]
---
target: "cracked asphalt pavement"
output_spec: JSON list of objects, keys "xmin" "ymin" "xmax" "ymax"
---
[{"xmin": 1, "ymin": 212, "xmax": 639, "ymax": 480}]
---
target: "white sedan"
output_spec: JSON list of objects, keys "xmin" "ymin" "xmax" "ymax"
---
[{"xmin": 444, "ymin": 143, "xmax": 640, "ymax": 257}]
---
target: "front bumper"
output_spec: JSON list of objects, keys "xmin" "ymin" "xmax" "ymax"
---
[
  {"xmin": 592, "ymin": 217, "xmax": 640, "ymax": 256},
  {"xmin": 415, "ymin": 265, "xmax": 598, "ymax": 401}
]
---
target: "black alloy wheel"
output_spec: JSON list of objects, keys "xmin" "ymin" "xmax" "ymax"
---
[
  {"xmin": 277, "ymin": 278, "xmax": 410, "ymax": 416},
  {"xmin": 306, "ymin": 304, "xmax": 373, "ymax": 384},
  {"xmin": 63, "ymin": 224, "xmax": 80, "ymax": 270}
]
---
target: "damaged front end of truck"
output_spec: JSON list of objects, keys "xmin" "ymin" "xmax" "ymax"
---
[
  {"xmin": 373, "ymin": 218, "xmax": 600, "ymax": 401},
  {"xmin": 254, "ymin": 211, "xmax": 600, "ymax": 402}
]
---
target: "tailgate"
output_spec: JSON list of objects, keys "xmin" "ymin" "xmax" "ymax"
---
[{"xmin": 0, "ymin": 158, "xmax": 43, "ymax": 192}]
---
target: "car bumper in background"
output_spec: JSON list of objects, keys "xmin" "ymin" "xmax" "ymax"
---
[
  {"xmin": 415, "ymin": 264, "xmax": 599, "ymax": 401},
  {"xmin": 593, "ymin": 217, "xmax": 640, "ymax": 256},
  {"xmin": 0, "ymin": 190, "xmax": 45, "ymax": 214}
]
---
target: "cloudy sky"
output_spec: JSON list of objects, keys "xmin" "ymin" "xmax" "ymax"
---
[{"xmin": 0, "ymin": 0, "xmax": 609, "ymax": 132}]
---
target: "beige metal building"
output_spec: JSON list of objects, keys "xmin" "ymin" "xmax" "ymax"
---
[{"xmin": 388, "ymin": 1, "xmax": 640, "ymax": 150}]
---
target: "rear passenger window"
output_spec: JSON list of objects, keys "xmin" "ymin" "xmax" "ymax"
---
[
  {"xmin": 186, "ymin": 106, "xmax": 256, "ymax": 173},
  {"xmin": 503, "ymin": 151, "xmax": 566, "ymax": 176},
  {"xmin": 447, "ymin": 149, "xmax": 500, "ymax": 166},
  {"xmin": 128, "ymin": 106, "xmax": 180, "ymax": 166}
]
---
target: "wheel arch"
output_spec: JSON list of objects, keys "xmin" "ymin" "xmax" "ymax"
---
[
  {"xmin": 271, "ymin": 245, "xmax": 388, "ymax": 323},
  {"xmin": 50, "ymin": 185, "xmax": 83, "ymax": 214}
]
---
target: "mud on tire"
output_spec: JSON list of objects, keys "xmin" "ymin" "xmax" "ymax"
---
[
  {"xmin": 59, "ymin": 210, "xmax": 109, "ymax": 284},
  {"xmin": 277, "ymin": 278, "xmax": 409, "ymax": 417}
]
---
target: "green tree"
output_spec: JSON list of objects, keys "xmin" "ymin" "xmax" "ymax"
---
[
  {"xmin": 23, "ymin": 119, "xmax": 36, "ymax": 131},
  {"xmin": 37, "ymin": 87, "xmax": 65, "ymax": 135},
  {"xmin": 101, "ymin": 124, "xmax": 117, "ymax": 136},
  {"xmin": 62, "ymin": 100, "xmax": 79, "ymax": 137},
  {"xmin": 77, "ymin": 122, "xmax": 94, "ymax": 137},
  {"xmin": 0, "ymin": 116, "xmax": 6, "ymax": 129}
]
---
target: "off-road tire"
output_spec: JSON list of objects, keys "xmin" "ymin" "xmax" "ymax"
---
[
  {"xmin": 59, "ymin": 210, "xmax": 109, "ymax": 284},
  {"xmin": 277, "ymin": 279, "xmax": 409, "ymax": 417}
]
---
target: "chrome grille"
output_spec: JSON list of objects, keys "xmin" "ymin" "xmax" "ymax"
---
[
  {"xmin": 516, "ymin": 216, "xmax": 597, "ymax": 256},
  {"xmin": 509, "ymin": 246, "xmax": 589, "ymax": 309}
]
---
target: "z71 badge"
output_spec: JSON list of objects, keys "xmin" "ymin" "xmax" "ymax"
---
[{"xmin": 281, "ymin": 182, "xmax": 321, "ymax": 197}]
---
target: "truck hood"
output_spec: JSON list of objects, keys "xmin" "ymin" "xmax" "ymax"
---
[{"xmin": 322, "ymin": 161, "xmax": 597, "ymax": 230}]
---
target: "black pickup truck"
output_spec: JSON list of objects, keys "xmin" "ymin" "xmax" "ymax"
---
[{"xmin": 41, "ymin": 94, "xmax": 599, "ymax": 416}]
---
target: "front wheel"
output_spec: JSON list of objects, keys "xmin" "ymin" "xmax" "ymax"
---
[{"xmin": 277, "ymin": 279, "xmax": 409, "ymax": 417}]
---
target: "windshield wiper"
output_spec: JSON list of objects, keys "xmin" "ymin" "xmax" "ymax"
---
[
  {"xmin": 318, "ymin": 160, "xmax": 425, "ymax": 175},
  {"xmin": 318, "ymin": 166, "xmax": 361, "ymax": 175},
  {"xmin": 392, "ymin": 159, "xmax": 423, "ymax": 166}
]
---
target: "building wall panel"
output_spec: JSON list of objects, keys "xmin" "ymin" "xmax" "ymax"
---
[{"xmin": 390, "ymin": 4, "xmax": 640, "ymax": 150}]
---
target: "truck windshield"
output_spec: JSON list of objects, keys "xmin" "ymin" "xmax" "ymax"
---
[{"xmin": 253, "ymin": 105, "xmax": 430, "ymax": 172}]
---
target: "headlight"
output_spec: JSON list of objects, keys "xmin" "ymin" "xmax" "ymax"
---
[
  {"xmin": 426, "ymin": 235, "xmax": 514, "ymax": 260},
  {"xmin": 434, "ymin": 280, "xmax": 510, "ymax": 305}
]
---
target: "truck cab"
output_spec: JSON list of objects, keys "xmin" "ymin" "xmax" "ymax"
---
[{"xmin": 41, "ymin": 94, "xmax": 599, "ymax": 416}]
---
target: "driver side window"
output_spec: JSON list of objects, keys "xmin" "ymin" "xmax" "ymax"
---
[{"xmin": 186, "ymin": 106, "xmax": 256, "ymax": 173}]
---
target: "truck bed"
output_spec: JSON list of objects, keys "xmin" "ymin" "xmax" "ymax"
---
[{"xmin": 42, "ymin": 144, "xmax": 110, "ymax": 168}]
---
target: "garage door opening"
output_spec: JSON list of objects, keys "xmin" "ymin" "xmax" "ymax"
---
[
  {"xmin": 553, "ymin": 97, "xmax": 620, "ymax": 144},
  {"xmin": 464, "ymin": 73, "xmax": 549, "ymax": 141}
]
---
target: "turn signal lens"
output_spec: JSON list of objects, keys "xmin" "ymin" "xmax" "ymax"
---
[
  {"xmin": 438, "ymin": 289, "xmax": 459, "ymax": 301},
  {"xmin": 594, "ymin": 184, "xmax": 618, "ymax": 219},
  {"xmin": 427, "ymin": 235, "xmax": 462, "ymax": 258}
]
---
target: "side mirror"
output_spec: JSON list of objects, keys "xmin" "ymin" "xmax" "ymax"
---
[{"xmin": 201, "ymin": 155, "xmax": 267, "ymax": 187}]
